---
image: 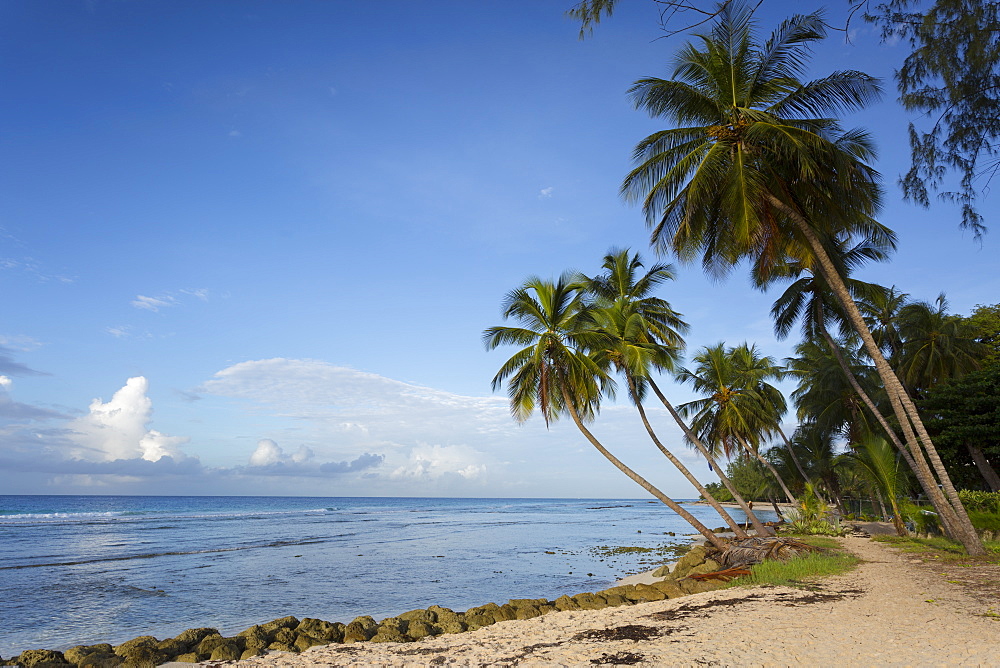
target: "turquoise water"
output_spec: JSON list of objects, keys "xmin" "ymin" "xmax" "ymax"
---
[{"xmin": 0, "ymin": 495, "xmax": 775, "ymax": 656}]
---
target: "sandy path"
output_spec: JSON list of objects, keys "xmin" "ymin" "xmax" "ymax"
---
[{"xmin": 231, "ymin": 537, "xmax": 1000, "ymax": 667}]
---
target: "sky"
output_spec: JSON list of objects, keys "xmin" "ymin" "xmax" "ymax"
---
[{"xmin": 0, "ymin": 0, "xmax": 996, "ymax": 498}]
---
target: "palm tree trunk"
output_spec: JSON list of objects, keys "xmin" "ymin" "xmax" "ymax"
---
[
  {"xmin": 736, "ymin": 434, "xmax": 797, "ymax": 504},
  {"xmin": 775, "ymin": 200, "xmax": 986, "ymax": 555},
  {"xmin": 967, "ymin": 444, "xmax": 1000, "ymax": 492},
  {"xmin": 774, "ymin": 425, "xmax": 810, "ymax": 483},
  {"xmin": 626, "ymin": 375, "xmax": 748, "ymax": 537},
  {"xmin": 559, "ymin": 385, "xmax": 728, "ymax": 550},
  {"xmin": 646, "ymin": 379, "xmax": 773, "ymax": 536}
]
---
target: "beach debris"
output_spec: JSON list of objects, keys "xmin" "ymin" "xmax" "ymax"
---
[
  {"xmin": 714, "ymin": 536, "xmax": 823, "ymax": 569},
  {"xmin": 574, "ymin": 625, "xmax": 662, "ymax": 642},
  {"xmin": 688, "ymin": 567, "xmax": 752, "ymax": 582},
  {"xmin": 590, "ymin": 651, "xmax": 645, "ymax": 665}
]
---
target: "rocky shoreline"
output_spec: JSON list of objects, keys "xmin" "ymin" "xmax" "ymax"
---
[{"xmin": 2, "ymin": 546, "xmax": 727, "ymax": 667}]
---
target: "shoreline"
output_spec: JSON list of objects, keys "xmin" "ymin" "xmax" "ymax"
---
[{"xmin": 195, "ymin": 536, "xmax": 1000, "ymax": 666}]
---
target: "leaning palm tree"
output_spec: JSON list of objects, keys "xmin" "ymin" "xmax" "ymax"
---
[
  {"xmin": 581, "ymin": 249, "xmax": 757, "ymax": 537},
  {"xmin": 849, "ymin": 435, "xmax": 911, "ymax": 536},
  {"xmin": 621, "ymin": 3, "xmax": 984, "ymax": 553},
  {"xmin": 581, "ymin": 250, "xmax": 773, "ymax": 536},
  {"xmin": 677, "ymin": 343, "xmax": 797, "ymax": 504},
  {"xmin": 483, "ymin": 274, "xmax": 728, "ymax": 549}
]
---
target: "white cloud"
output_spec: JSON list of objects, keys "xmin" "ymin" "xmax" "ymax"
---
[
  {"xmin": 228, "ymin": 129, "xmax": 242, "ymax": 138},
  {"xmin": 132, "ymin": 295, "xmax": 177, "ymax": 312},
  {"xmin": 249, "ymin": 438, "xmax": 283, "ymax": 466},
  {"xmin": 181, "ymin": 288, "xmax": 210, "ymax": 301},
  {"xmin": 68, "ymin": 376, "xmax": 189, "ymax": 462},
  {"xmin": 0, "ymin": 375, "xmax": 11, "ymax": 388},
  {"xmin": 538, "ymin": 186, "xmax": 554, "ymax": 198},
  {"xmin": 390, "ymin": 443, "xmax": 486, "ymax": 480}
]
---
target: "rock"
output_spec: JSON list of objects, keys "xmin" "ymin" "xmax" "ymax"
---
[
  {"xmin": 296, "ymin": 618, "xmax": 343, "ymax": 642},
  {"xmin": 369, "ymin": 627, "xmax": 408, "ymax": 643},
  {"xmin": 64, "ymin": 645, "xmax": 113, "ymax": 665},
  {"xmin": 686, "ymin": 559, "xmax": 722, "ymax": 578},
  {"xmin": 398, "ymin": 609, "xmax": 436, "ymax": 623},
  {"xmin": 465, "ymin": 603, "xmax": 499, "ymax": 616},
  {"xmin": 508, "ymin": 598, "xmax": 549, "ymax": 608},
  {"xmin": 171, "ymin": 653, "xmax": 199, "ymax": 663},
  {"xmin": 343, "ymin": 616, "xmax": 377, "ymax": 643},
  {"xmin": 493, "ymin": 604, "xmax": 518, "ymax": 622},
  {"xmin": 269, "ymin": 628, "xmax": 297, "ymax": 648},
  {"xmin": 405, "ymin": 621, "xmax": 435, "ymax": 639},
  {"xmin": 14, "ymin": 650, "xmax": 69, "ymax": 667},
  {"xmin": 154, "ymin": 638, "xmax": 186, "ymax": 657},
  {"xmin": 602, "ymin": 593, "xmax": 629, "ymax": 607},
  {"xmin": 112, "ymin": 637, "xmax": 166, "ymax": 665},
  {"xmin": 671, "ymin": 546, "xmax": 709, "ymax": 578},
  {"xmin": 651, "ymin": 579, "xmax": 686, "ymax": 599},
  {"xmin": 240, "ymin": 648, "xmax": 265, "ymax": 661},
  {"xmin": 573, "ymin": 593, "xmax": 609, "ymax": 610},
  {"xmin": 293, "ymin": 634, "xmax": 326, "ymax": 652},
  {"xmin": 513, "ymin": 605, "xmax": 542, "ymax": 620},
  {"xmin": 208, "ymin": 640, "xmax": 243, "ymax": 662},
  {"xmin": 436, "ymin": 620, "xmax": 467, "ymax": 634},
  {"xmin": 631, "ymin": 584, "xmax": 666, "ymax": 602},
  {"xmin": 651, "ymin": 563, "xmax": 673, "ymax": 577},
  {"xmin": 261, "ymin": 616, "xmax": 300, "ymax": 634},
  {"xmin": 680, "ymin": 578, "xmax": 724, "ymax": 595},
  {"xmin": 463, "ymin": 613, "xmax": 494, "ymax": 630},
  {"xmin": 76, "ymin": 653, "xmax": 123, "ymax": 668},
  {"xmin": 553, "ymin": 594, "xmax": 580, "ymax": 611},
  {"xmin": 174, "ymin": 628, "xmax": 218, "ymax": 649},
  {"xmin": 266, "ymin": 642, "xmax": 298, "ymax": 653},
  {"xmin": 428, "ymin": 605, "xmax": 459, "ymax": 623},
  {"xmin": 193, "ymin": 633, "xmax": 226, "ymax": 658},
  {"xmin": 237, "ymin": 626, "xmax": 270, "ymax": 652}
]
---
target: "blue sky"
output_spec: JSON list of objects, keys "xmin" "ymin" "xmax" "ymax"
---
[{"xmin": 0, "ymin": 1, "xmax": 995, "ymax": 497}]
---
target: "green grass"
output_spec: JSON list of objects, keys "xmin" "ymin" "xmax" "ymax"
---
[
  {"xmin": 873, "ymin": 534, "xmax": 1000, "ymax": 556},
  {"xmin": 724, "ymin": 545, "xmax": 859, "ymax": 589}
]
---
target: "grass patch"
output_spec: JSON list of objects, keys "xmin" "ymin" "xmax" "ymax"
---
[
  {"xmin": 873, "ymin": 534, "xmax": 1000, "ymax": 557},
  {"xmin": 724, "ymin": 547, "xmax": 859, "ymax": 589}
]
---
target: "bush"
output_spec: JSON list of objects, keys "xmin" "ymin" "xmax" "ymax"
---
[
  {"xmin": 968, "ymin": 510, "xmax": 1000, "ymax": 533},
  {"xmin": 959, "ymin": 490, "xmax": 1000, "ymax": 513}
]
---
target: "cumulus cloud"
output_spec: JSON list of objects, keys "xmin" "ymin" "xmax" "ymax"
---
[
  {"xmin": 245, "ymin": 438, "xmax": 382, "ymax": 477},
  {"xmin": 68, "ymin": 376, "xmax": 189, "ymax": 462},
  {"xmin": 390, "ymin": 444, "xmax": 486, "ymax": 480}
]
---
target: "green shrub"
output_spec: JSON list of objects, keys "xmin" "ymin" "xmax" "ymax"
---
[
  {"xmin": 959, "ymin": 490, "xmax": 1000, "ymax": 513},
  {"xmin": 900, "ymin": 501, "xmax": 942, "ymax": 536},
  {"xmin": 968, "ymin": 510, "xmax": 1000, "ymax": 533}
]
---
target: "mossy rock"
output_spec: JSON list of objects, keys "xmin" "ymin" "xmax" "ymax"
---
[
  {"xmin": 65, "ymin": 645, "xmax": 113, "ymax": 665},
  {"xmin": 208, "ymin": 640, "xmax": 243, "ymax": 662},
  {"xmin": 153, "ymin": 638, "xmax": 186, "ymax": 657},
  {"xmin": 296, "ymin": 618, "xmax": 343, "ymax": 643},
  {"xmin": 602, "ymin": 593, "xmax": 630, "ymax": 607},
  {"xmin": 293, "ymin": 634, "xmax": 326, "ymax": 652},
  {"xmin": 651, "ymin": 564, "xmax": 673, "ymax": 577},
  {"xmin": 465, "ymin": 603, "xmax": 499, "ymax": 616},
  {"xmin": 266, "ymin": 642, "xmax": 297, "ymax": 653},
  {"xmin": 573, "ymin": 593, "xmax": 609, "ymax": 610},
  {"xmin": 240, "ymin": 648, "xmax": 266, "ymax": 661},
  {"xmin": 398, "ymin": 608, "xmax": 436, "ymax": 623},
  {"xmin": 514, "ymin": 605, "xmax": 542, "ymax": 620},
  {"xmin": 650, "ymin": 579, "xmax": 686, "ymax": 599},
  {"xmin": 463, "ymin": 613, "xmax": 495, "ymax": 630},
  {"xmin": 436, "ymin": 620, "xmax": 467, "ymax": 634},
  {"xmin": 14, "ymin": 650, "xmax": 69, "ymax": 667},
  {"xmin": 192, "ymin": 633, "xmax": 225, "ymax": 657},
  {"xmin": 671, "ymin": 546, "xmax": 709, "ymax": 578},
  {"xmin": 171, "ymin": 654, "xmax": 199, "ymax": 664},
  {"xmin": 261, "ymin": 616, "xmax": 300, "ymax": 634},
  {"xmin": 493, "ymin": 604, "xmax": 517, "ymax": 622},
  {"xmin": 599, "ymin": 584, "xmax": 633, "ymax": 598},
  {"xmin": 111, "ymin": 638, "xmax": 166, "ymax": 666},
  {"xmin": 269, "ymin": 628, "xmax": 297, "ymax": 647},
  {"xmin": 343, "ymin": 617, "xmax": 377, "ymax": 643},
  {"xmin": 553, "ymin": 594, "xmax": 580, "ymax": 611},
  {"xmin": 369, "ymin": 628, "xmax": 408, "ymax": 643},
  {"xmin": 509, "ymin": 598, "xmax": 549, "ymax": 608},
  {"xmin": 538, "ymin": 604, "xmax": 557, "ymax": 615},
  {"xmin": 174, "ymin": 628, "xmax": 218, "ymax": 649},
  {"xmin": 112, "ymin": 638, "xmax": 157, "ymax": 657},
  {"xmin": 236, "ymin": 626, "xmax": 270, "ymax": 651},
  {"xmin": 428, "ymin": 605, "xmax": 459, "ymax": 623},
  {"xmin": 631, "ymin": 584, "xmax": 666, "ymax": 602},
  {"xmin": 685, "ymin": 559, "xmax": 722, "ymax": 578},
  {"xmin": 405, "ymin": 621, "xmax": 436, "ymax": 639},
  {"xmin": 76, "ymin": 653, "xmax": 123, "ymax": 668},
  {"xmin": 679, "ymin": 578, "xmax": 724, "ymax": 595}
]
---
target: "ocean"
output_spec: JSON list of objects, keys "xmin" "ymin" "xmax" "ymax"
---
[{"xmin": 0, "ymin": 495, "xmax": 776, "ymax": 657}]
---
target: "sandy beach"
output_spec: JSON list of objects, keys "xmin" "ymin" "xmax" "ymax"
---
[{"xmin": 220, "ymin": 535, "xmax": 1000, "ymax": 667}]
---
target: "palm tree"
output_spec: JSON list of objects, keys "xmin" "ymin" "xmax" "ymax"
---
[
  {"xmin": 483, "ymin": 274, "xmax": 729, "ymax": 549},
  {"xmin": 581, "ymin": 249, "xmax": 752, "ymax": 537},
  {"xmin": 848, "ymin": 435, "xmax": 911, "ymax": 536},
  {"xmin": 895, "ymin": 294, "xmax": 987, "ymax": 398},
  {"xmin": 620, "ymin": 4, "xmax": 984, "ymax": 553},
  {"xmin": 677, "ymin": 343, "xmax": 797, "ymax": 504}
]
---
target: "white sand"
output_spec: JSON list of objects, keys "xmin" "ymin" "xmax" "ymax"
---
[{"xmin": 223, "ymin": 536, "xmax": 999, "ymax": 667}]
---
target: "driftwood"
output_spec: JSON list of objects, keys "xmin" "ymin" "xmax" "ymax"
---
[{"xmin": 711, "ymin": 536, "xmax": 823, "ymax": 569}]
